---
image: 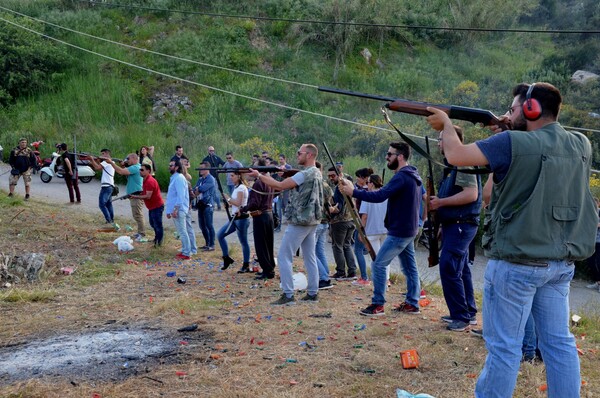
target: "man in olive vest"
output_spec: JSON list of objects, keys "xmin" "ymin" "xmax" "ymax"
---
[
  {"xmin": 427, "ymin": 82, "xmax": 597, "ymax": 398},
  {"xmin": 429, "ymin": 127, "xmax": 482, "ymax": 332},
  {"xmin": 248, "ymin": 143, "xmax": 323, "ymax": 305}
]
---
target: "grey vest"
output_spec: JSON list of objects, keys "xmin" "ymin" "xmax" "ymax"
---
[
  {"xmin": 285, "ymin": 166, "xmax": 323, "ymax": 226},
  {"xmin": 483, "ymin": 123, "xmax": 598, "ymax": 261}
]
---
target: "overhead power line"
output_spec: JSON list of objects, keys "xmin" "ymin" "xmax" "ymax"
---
[
  {"xmin": 0, "ymin": 5, "xmax": 318, "ymax": 89},
  {"xmin": 0, "ymin": 15, "xmax": 428, "ymax": 141},
  {"xmin": 79, "ymin": 0, "xmax": 600, "ymax": 34}
]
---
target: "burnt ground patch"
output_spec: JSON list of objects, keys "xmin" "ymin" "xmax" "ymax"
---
[{"xmin": 0, "ymin": 326, "xmax": 214, "ymax": 385}]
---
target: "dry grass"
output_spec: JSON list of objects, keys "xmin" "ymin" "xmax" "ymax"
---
[{"xmin": 0, "ymin": 197, "xmax": 599, "ymax": 398}]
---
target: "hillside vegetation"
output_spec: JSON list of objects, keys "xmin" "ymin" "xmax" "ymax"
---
[{"xmin": 0, "ymin": 0, "xmax": 599, "ymax": 186}]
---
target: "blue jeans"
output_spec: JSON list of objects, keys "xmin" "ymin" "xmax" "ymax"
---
[
  {"xmin": 371, "ymin": 235, "xmax": 419, "ymax": 307},
  {"xmin": 217, "ymin": 217, "xmax": 250, "ymax": 262},
  {"xmin": 197, "ymin": 205, "xmax": 215, "ymax": 247},
  {"xmin": 439, "ymin": 222, "xmax": 478, "ymax": 323},
  {"xmin": 148, "ymin": 205, "xmax": 164, "ymax": 244},
  {"xmin": 315, "ymin": 223, "xmax": 330, "ymax": 281},
  {"xmin": 99, "ymin": 186, "xmax": 114, "ymax": 223},
  {"xmin": 522, "ymin": 314, "xmax": 537, "ymax": 359},
  {"xmin": 278, "ymin": 224, "xmax": 318, "ymax": 296},
  {"xmin": 172, "ymin": 209, "xmax": 197, "ymax": 256},
  {"xmin": 475, "ymin": 260, "xmax": 579, "ymax": 398},
  {"xmin": 353, "ymin": 229, "xmax": 368, "ymax": 280}
]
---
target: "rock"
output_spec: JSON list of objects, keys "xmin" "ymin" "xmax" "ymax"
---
[
  {"xmin": 571, "ymin": 70, "xmax": 599, "ymax": 84},
  {"xmin": 360, "ymin": 48, "xmax": 372, "ymax": 64},
  {"xmin": 0, "ymin": 253, "xmax": 46, "ymax": 285}
]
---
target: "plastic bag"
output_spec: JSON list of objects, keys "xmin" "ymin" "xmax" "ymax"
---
[
  {"xmin": 113, "ymin": 236, "xmax": 134, "ymax": 252},
  {"xmin": 280, "ymin": 272, "xmax": 307, "ymax": 291},
  {"xmin": 396, "ymin": 389, "xmax": 436, "ymax": 398}
]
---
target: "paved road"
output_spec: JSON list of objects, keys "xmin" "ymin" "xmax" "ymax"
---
[{"xmin": 2, "ymin": 163, "xmax": 599, "ymax": 313}]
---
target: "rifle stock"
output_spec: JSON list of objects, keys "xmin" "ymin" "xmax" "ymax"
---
[
  {"xmin": 319, "ymin": 86, "xmax": 509, "ymax": 130},
  {"xmin": 425, "ymin": 137, "xmax": 440, "ymax": 267}
]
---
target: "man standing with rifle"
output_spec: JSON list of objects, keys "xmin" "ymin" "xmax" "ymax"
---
[
  {"xmin": 426, "ymin": 82, "xmax": 597, "ymax": 398},
  {"xmin": 339, "ymin": 142, "xmax": 423, "ymax": 316},
  {"xmin": 247, "ymin": 143, "xmax": 323, "ymax": 305},
  {"xmin": 428, "ymin": 127, "xmax": 481, "ymax": 332}
]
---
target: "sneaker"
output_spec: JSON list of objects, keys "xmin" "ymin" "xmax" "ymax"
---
[
  {"xmin": 585, "ymin": 282, "xmax": 600, "ymax": 291},
  {"xmin": 393, "ymin": 302, "xmax": 421, "ymax": 315},
  {"xmin": 331, "ymin": 272, "xmax": 346, "ymax": 280},
  {"xmin": 471, "ymin": 328, "xmax": 484, "ymax": 338},
  {"xmin": 271, "ymin": 294, "xmax": 296, "ymax": 306},
  {"xmin": 177, "ymin": 254, "xmax": 191, "ymax": 260},
  {"xmin": 135, "ymin": 236, "xmax": 148, "ymax": 242},
  {"xmin": 447, "ymin": 320, "xmax": 470, "ymax": 332},
  {"xmin": 359, "ymin": 304, "xmax": 385, "ymax": 316},
  {"xmin": 300, "ymin": 293, "xmax": 319, "ymax": 302},
  {"xmin": 351, "ymin": 279, "xmax": 371, "ymax": 286},
  {"xmin": 318, "ymin": 280, "xmax": 334, "ymax": 290},
  {"xmin": 25, "ymin": 194, "xmax": 29, "ymax": 200},
  {"xmin": 441, "ymin": 315, "xmax": 478, "ymax": 325},
  {"xmin": 346, "ymin": 273, "xmax": 357, "ymax": 280},
  {"xmin": 131, "ymin": 233, "xmax": 141, "ymax": 240}
]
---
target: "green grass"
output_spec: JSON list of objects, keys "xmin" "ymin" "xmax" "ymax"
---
[
  {"xmin": 0, "ymin": 287, "xmax": 56, "ymax": 303},
  {"xmin": 72, "ymin": 261, "xmax": 121, "ymax": 287}
]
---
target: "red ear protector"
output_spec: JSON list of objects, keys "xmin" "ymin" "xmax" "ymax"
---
[{"xmin": 522, "ymin": 83, "xmax": 542, "ymax": 121}]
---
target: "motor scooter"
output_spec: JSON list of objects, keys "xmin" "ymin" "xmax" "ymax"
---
[{"xmin": 39, "ymin": 152, "xmax": 95, "ymax": 183}]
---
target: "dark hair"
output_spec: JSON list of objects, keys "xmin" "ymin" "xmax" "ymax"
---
[
  {"xmin": 512, "ymin": 82, "xmax": 562, "ymax": 119},
  {"xmin": 141, "ymin": 164, "xmax": 152, "ymax": 172},
  {"xmin": 257, "ymin": 158, "xmax": 267, "ymax": 167},
  {"xmin": 100, "ymin": 148, "xmax": 111, "ymax": 154},
  {"xmin": 390, "ymin": 142, "xmax": 410, "ymax": 161},
  {"xmin": 315, "ymin": 161, "xmax": 322, "ymax": 169},
  {"xmin": 171, "ymin": 159, "xmax": 182, "ymax": 173},
  {"xmin": 355, "ymin": 167, "xmax": 374, "ymax": 178},
  {"xmin": 327, "ymin": 166, "xmax": 337, "ymax": 173},
  {"xmin": 454, "ymin": 126, "xmax": 464, "ymax": 143},
  {"xmin": 279, "ymin": 154, "xmax": 286, "ymax": 159},
  {"xmin": 368, "ymin": 174, "xmax": 383, "ymax": 188},
  {"xmin": 226, "ymin": 152, "xmax": 233, "ymax": 157},
  {"xmin": 175, "ymin": 145, "xmax": 182, "ymax": 151},
  {"xmin": 201, "ymin": 161, "xmax": 210, "ymax": 168},
  {"xmin": 253, "ymin": 154, "xmax": 259, "ymax": 158}
]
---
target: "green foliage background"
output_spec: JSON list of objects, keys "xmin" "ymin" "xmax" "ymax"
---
[{"xmin": 0, "ymin": 0, "xmax": 599, "ymax": 185}]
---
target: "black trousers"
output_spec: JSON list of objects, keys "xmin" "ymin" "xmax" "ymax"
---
[
  {"xmin": 587, "ymin": 242, "xmax": 600, "ymax": 281},
  {"xmin": 65, "ymin": 174, "xmax": 81, "ymax": 202},
  {"xmin": 253, "ymin": 212, "xmax": 275, "ymax": 276}
]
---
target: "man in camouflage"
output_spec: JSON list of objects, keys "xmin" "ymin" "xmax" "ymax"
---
[
  {"xmin": 248, "ymin": 143, "xmax": 323, "ymax": 305},
  {"xmin": 8, "ymin": 138, "xmax": 36, "ymax": 200}
]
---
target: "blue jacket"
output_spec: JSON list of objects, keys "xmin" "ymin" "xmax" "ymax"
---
[{"xmin": 353, "ymin": 165, "xmax": 422, "ymax": 238}]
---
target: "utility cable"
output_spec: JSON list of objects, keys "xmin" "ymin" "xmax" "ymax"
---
[
  {"xmin": 0, "ymin": 5, "xmax": 318, "ymax": 89},
  {"xmin": 0, "ymin": 15, "xmax": 427, "ymax": 141},
  {"xmin": 79, "ymin": 0, "xmax": 600, "ymax": 34}
]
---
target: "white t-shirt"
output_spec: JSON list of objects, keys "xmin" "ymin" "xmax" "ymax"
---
[
  {"xmin": 231, "ymin": 184, "xmax": 248, "ymax": 214},
  {"xmin": 360, "ymin": 199, "xmax": 388, "ymax": 236},
  {"xmin": 100, "ymin": 161, "xmax": 115, "ymax": 186}
]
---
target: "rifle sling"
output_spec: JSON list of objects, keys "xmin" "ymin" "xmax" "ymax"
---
[{"xmin": 381, "ymin": 107, "xmax": 490, "ymax": 176}]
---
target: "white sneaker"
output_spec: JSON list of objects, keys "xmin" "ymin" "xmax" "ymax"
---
[{"xmin": 585, "ymin": 282, "xmax": 600, "ymax": 291}]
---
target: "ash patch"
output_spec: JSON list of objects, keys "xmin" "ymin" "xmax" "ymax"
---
[{"xmin": 0, "ymin": 328, "xmax": 196, "ymax": 384}]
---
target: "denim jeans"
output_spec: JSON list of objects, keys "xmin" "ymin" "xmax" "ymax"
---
[
  {"xmin": 148, "ymin": 205, "xmax": 164, "ymax": 244},
  {"xmin": 172, "ymin": 209, "xmax": 196, "ymax": 256},
  {"xmin": 522, "ymin": 313, "xmax": 537, "ymax": 359},
  {"xmin": 278, "ymin": 224, "xmax": 318, "ymax": 296},
  {"xmin": 439, "ymin": 222, "xmax": 478, "ymax": 323},
  {"xmin": 197, "ymin": 205, "xmax": 215, "ymax": 247},
  {"xmin": 353, "ymin": 229, "xmax": 368, "ymax": 280},
  {"xmin": 371, "ymin": 235, "xmax": 419, "ymax": 307},
  {"xmin": 315, "ymin": 223, "xmax": 330, "ymax": 281},
  {"xmin": 475, "ymin": 260, "xmax": 579, "ymax": 398},
  {"xmin": 217, "ymin": 217, "xmax": 250, "ymax": 262},
  {"xmin": 99, "ymin": 186, "xmax": 114, "ymax": 223}
]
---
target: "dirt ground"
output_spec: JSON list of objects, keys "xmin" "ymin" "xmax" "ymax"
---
[{"xmin": 0, "ymin": 192, "xmax": 599, "ymax": 398}]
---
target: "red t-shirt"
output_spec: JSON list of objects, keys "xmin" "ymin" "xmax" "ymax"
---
[{"xmin": 142, "ymin": 175, "xmax": 164, "ymax": 210}]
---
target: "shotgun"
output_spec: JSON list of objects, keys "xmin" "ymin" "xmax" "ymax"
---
[
  {"xmin": 319, "ymin": 86, "xmax": 509, "ymax": 130},
  {"xmin": 425, "ymin": 137, "xmax": 440, "ymax": 267},
  {"xmin": 196, "ymin": 166, "xmax": 299, "ymax": 178},
  {"xmin": 322, "ymin": 142, "xmax": 376, "ymax": 261}
]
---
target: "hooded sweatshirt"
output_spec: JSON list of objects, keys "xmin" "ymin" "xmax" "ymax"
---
[{"xmin": 352, "ymin": 165, "xmax": 422, "ymax": 238}]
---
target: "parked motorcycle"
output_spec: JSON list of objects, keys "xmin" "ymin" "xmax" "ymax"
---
[{"xmin": 39, "ymin": 152, "xmax": 95, "ymax": 183}]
